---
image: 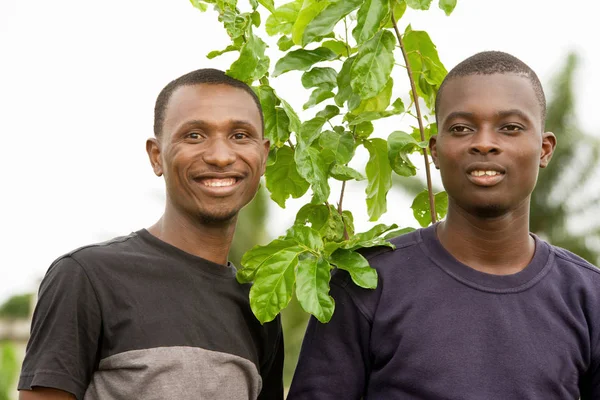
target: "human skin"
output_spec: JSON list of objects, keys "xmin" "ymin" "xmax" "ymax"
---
[
  {"xmin": 430, "ymin": 73, "xmax": 556, "ymax": 275},
  {"xmin": 146, "ymin": 83, "xmax": 270, "ymax": 265}
]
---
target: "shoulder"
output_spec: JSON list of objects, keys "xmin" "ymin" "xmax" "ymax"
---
[{"xmin": 549, "ymin": 243, "xmax": 600, "ymax": 282}]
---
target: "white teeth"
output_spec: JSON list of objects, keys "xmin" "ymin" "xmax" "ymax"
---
[
  {"xmin": 201, "ymin": 178, "xmax": 236, "ymax": 187},
  {"xmin": 471, "ymin": 170, "xmax": 500, "ymax": 177}
]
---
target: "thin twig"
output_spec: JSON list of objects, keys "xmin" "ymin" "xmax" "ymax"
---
[{"xmin": 391, "ymin": 11, "xmax": 437, "ymax": 224}]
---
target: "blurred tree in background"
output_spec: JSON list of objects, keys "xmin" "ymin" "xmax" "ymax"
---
[
  {"xmin": 0, "ymin": 342, "xmax": 18, "ymax": 400},
  {"xmin": 0, "ymin": 294, "xmax": 32, "ymax": 320},
  {"xmin": 530, "ymin": 53, "xmax": 600, "ymax": 264}
]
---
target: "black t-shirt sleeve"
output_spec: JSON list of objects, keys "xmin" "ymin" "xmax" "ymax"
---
[
  {"xmin": 258, "ymin": 317, "xmax": 284, "ymax": 400},
  {"xmin": 18, "ymin": 256, "xmax": 102, "ymax": 400},
  {"xmin": 287, "ymin": 274, "xmax": 373, "ymax": 400}
]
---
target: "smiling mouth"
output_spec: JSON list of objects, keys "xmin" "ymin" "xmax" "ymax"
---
[
  {"xmin": 199, "ymin": 178, "xmax": 238, "ymax": 187},
  {"xmin": 469, "ymin": 170, "xmax": 504, "ymax": 177}
]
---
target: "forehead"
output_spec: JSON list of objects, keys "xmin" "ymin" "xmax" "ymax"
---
[
  {"xmin": 437, "ymin": 73, "xmax": 542, "ymax": 124},
  {"xmin": 163, "ymin": 83, "xmax": 262, "ymax": 134}
]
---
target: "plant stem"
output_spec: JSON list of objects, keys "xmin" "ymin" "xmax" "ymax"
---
[
  {"xmin": 390, "ymin": 12, "xmax": 437, "ymax": 224},
  {"xmin": 287, "ymin": 139, "xmax": 295, "ymax": 151},
  {"xmin": 337, "ymin": 180, "xmax": 349, "ymax": 240}
]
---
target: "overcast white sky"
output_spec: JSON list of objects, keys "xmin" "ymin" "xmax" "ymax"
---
[{"xmin": 1, "ymin": 0, "xmax": 599, "ymax": 303}]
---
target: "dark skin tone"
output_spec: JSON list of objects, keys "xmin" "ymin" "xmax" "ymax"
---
[
  {"xmin": 20, "ymin": 83, "xmax": 269, "ymax": 399},
  {"xmin": 430, "ymin": 73, "xmax": 556, "ymax": 275}
]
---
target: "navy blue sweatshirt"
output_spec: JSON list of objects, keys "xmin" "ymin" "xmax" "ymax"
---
[{"xmin": 288, "ymin": 224, "xmax": 600, "ymax": 399}]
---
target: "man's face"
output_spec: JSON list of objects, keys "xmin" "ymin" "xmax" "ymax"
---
[
  {"xmin": 148, "ymin": 83, "xmax": 269, "ymax": 224},
  {"xmin": 430, "ymin": 73, "xmax": 555, "ymax": 218}
]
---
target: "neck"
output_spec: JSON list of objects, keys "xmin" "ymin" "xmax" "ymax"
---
[
  {"xmin": 436, "ymin": 200, "xmax": 534, "ymax": 275},
  {"xmin": 147, "ymin": 206, "xmax": 236, "ymax": 266}
]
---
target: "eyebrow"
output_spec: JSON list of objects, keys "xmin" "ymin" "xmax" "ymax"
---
[
  {"xmin": 442, "ymin": 109, "xmax": 533, "ymax": 124},
  {"xmin": 176, "ymin": 119, "xmax": 259, "ymax": 133}
]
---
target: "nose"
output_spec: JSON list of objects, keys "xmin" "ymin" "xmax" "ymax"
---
[
  {"xmin": 469, "ymin": 128, "xmax": 501, "ymax": 156},
  {"xmin": 202, "ymin": 137, "xmax": 236, "ymax": 167}
]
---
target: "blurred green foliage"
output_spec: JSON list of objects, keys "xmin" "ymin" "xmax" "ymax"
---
[
  {"xmin": 0, "ymin": 294, "xmax": 32, "ymax": 320},
  {"xmin": 0, "ymin": 342, "xmax": 18, "ymax": 400},
  {"xmin": 530, "ymin": 53, "xmax": 600, "ymax": 264}
]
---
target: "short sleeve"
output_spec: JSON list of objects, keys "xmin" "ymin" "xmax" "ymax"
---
[{"xmin": 18, "ymin": 256, "xmax": 102, "ymax": 400}]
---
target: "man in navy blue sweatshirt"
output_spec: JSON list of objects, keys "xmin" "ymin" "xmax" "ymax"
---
[{"xmin": 287, "ymin": 51, "xmax": 600, "ymax": 399}]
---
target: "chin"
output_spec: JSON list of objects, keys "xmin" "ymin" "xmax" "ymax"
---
[
  {"xmin": 469, "ymin": 203, "xmax": 508, "ymax": 219},
  {"xmin": 196, "ymin": 209, "xmax": 239, "ymax": 225}
]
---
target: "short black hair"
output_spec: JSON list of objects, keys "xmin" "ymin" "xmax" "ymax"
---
[
  {"xmin": 153, "ymin": 68, "xmax": 264, "ymax": 137},
  {"xmin": 435, "ymin": 51, "xmax": 546, "ymax": 125}
]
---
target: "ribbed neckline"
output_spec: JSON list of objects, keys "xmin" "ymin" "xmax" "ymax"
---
[
  {"xmin": 418, "ymin": 223, "xmax": 554, "ymax": 293},
  {"xmin": 135, "ymin": 229, "xmax": 237, "ymax": 278}
]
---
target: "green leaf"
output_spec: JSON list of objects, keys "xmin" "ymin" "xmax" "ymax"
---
[
  {"xmin": 319, "ymin": 130, "xmax": 355, "ymax": 165},
  {"xmin": 295, "ymin": 146, "xmax": 331, "ymax": 204},
  {"xmin": 350, "ymin": 30, "xmax": 396, "ymax": 99},
  {"xmin": 251, "ymin": 10, "xmax": 261, "ymax": 27},
  {"xmin": 279, "ymin": 96, "xmax": 302, "ymax": 134},
  {"xmin": 342, "ymin": 223, "xmax": 397, "ymax": 250},
  {"xmin": 384, "ymin": 0, "xmax": 407, "ymax": 27},
  {"xmin": 190, "ymin": 0, "xmax": 208, "ymax": 12},
  {"xmin": 298, "ymin": 117, "xmax": 326, "ymax": 147},
  {"xmin": 383, "ymin": 226, "xmax": 416, "ymax": 239},
  {"xmin": 221, "ymin": 9, "xmax": 251, "ymax": 39},
  {"xmin": 330, "ymin": 249, "xmax": 378, "ymax": 289},
  {"xmin": 249, "ymin": 0, "xmax": 259, "ymax": 10},
  {"xmin": 411, "ymin": 190, "xmax": 448, "ymax": 227},
  {"xmin": 286, "ymin": 225, "xmax": 324, "ymax": 251},
  {"xmin": 256, "ymin": 86, "xmax": 292, "ymax": 148},
  {"xmin": 301, "ymin": 67, "xmax": 338, "ymax": 89},
  {"xmin": 291, "ymin": 0, "xmax": 331, "ymax": 45},
  {"xmin": 348, "ymin": 97, "xmax": 405, "ymax": 125},
  {"xmin": 277, "ymin": 35, "xmax": 295, "ymax": 51},
  {"xmin": 355, "ymin": 121, "xmax": 375, "ymax": 139},
  {"xmin": 250, "ymin": 245, "xmax": 305, "ymax": 323},
  {"xmin": 316, "ymin": 105, "xmax": 340, "ymax": 120},
  {"xmin": 405, "ymin": 0, "xmax": 432, "ymax": 9},
  {"xmin": 410, "ymin": 123, "xmax": 437, "ymax": 143},
  {"xmin": 388, "ymin": 130, "xmax": 420, "ymax": 176},
  {"xmin": 227, "ymin": 31, "xmax": 269, "ymax": 83},
  {"xmin": 403, "ymin": 27, "xmax": 447, "ymax": 109},
  {"xmin": 322, "ymin": 40, "xmax": 350, "ymax": 57},
  {"xmin": 334, "ymin": 56, "xmax": 356, "ymax": 107},
  {"xmin": 238, "ymin": 238, "xmax": 299, "ymax": 282},
  {"xmin": 438, "ymin": 0, "xmax": 456, "ymax": 15},
  {"xmin": 265, "ymin": 146, "xmax": 310, "ymax": 207},
  {"xmin": 206, "ymin": 44, "xmax": 239, "ymax": 59},
  {"xmin": 364, "ymin": 138, "xmax": 393, "ymax": 220},
  {"xmin": 273, "ymin": 47, "xmax": 338, "ymax": 77},
  {"xmin": 303, "ymin": 84, "xmax": 335, "ymax": 110},
  {"xmin": 342, "ymin": 210, "xmax": 355, "ymax": 237},
  {"xmin": 350, "ymin": 77, "xmax": 393, "ymax": 114},
  {"xmin": 352, "ymin": 0, "xmax": 391, "ymax": 45},
  {"xmin": 330, "ymin": 164, "xmax": 365, "ymax": 181},
  {"xmin": 296, "ymin": 255, "xmax": 335, "ymax": 322},
  {"xmin": 258, "ymin": 0, "xmax": 275, "ymax": 13},
  {"xmin": 303, "ymin": 0, "xmax": 363, "ymax": 46},
  {"xmin": 266, "ymin": 0, "xmax": 302, "ymax": 36},
  {"xmin": 295, "ymin": 203, "xmax": 345, "ymax": 242}
]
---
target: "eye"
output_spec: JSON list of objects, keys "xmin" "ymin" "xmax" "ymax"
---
[
  {"xmin": 185, "ymin": 132, "xmax": 204, "ymax": 140},
  {"xmin": 232, "ymin": 132, "xmax": 249, "ymax": 140},
  {"xmin": 449, "ymin": 125, "xmax": 473, "ymax": 135},
  {"xmin": 500, "ymin": 124, "xmax": 524, "ymax": 133}
]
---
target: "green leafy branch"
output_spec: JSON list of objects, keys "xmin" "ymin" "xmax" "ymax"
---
[{"xmin": 190, "ymin": 0, "xmax": 456, "ymax": 323}]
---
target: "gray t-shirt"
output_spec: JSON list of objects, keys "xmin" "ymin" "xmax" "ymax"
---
[
  {"xmin": 19, "ymin": 230, "xmax": 284, "ymax": 400},
  {"xmin": 288, "ymin": 224, "xmax": 600, "ymax": 399}
]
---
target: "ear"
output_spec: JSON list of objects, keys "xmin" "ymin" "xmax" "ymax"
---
[
  {"xmin": 429, "ymin": 135, "xmax": 440, "ymax": 170},
  {"xmin": 539, "ymin": 132, "xmax": 557, "ymax": 168},
  {"xmin": 260, "ymin": 139, "xmax": 271, "ymax": 175},
  {"xmin": 146, "ymin": 137, "xmax": 163, "ymax": 176}
]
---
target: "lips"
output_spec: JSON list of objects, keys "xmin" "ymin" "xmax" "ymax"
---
[
  {"xmin": 465, "ymin": 163, "xmax": 506, "ymax": 187},
  {"xmin": 192, "ymin": 173, "xmax": 244, "ymax": 195}
]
